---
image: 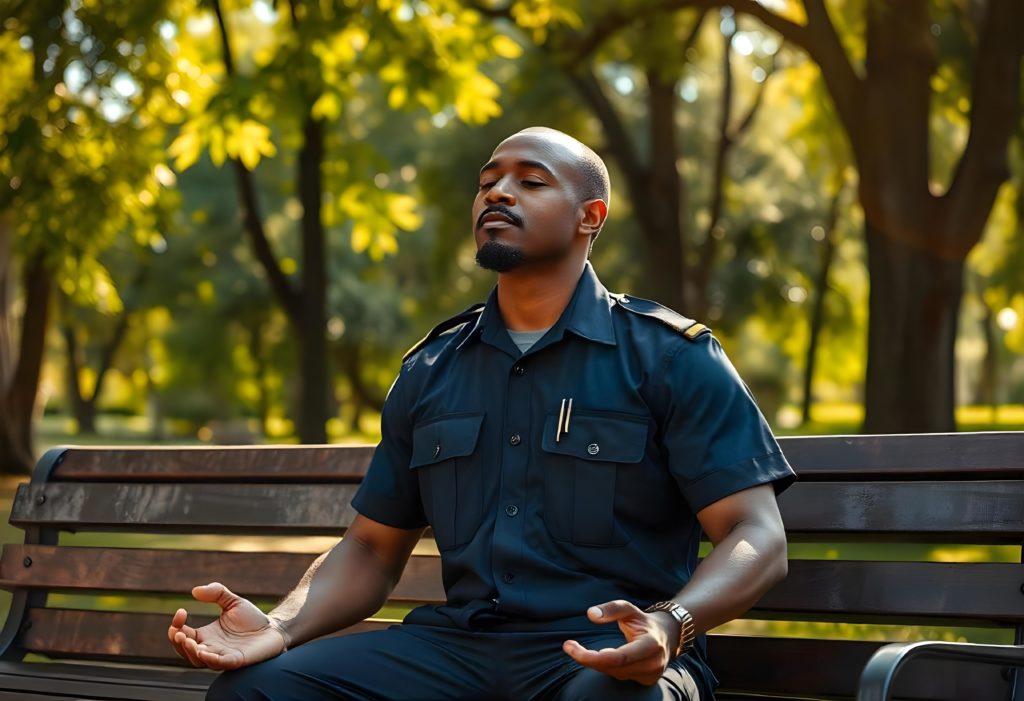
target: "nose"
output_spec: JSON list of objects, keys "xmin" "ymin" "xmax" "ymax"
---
[{"xmin": 483, "ymin": 174, "xmax": 516, "ymax": 205}]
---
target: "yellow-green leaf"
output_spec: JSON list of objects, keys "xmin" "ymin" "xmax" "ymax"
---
[
  {"xmin": 491, "ymin": 35, "xmax": 522, "ymax": 59},
  {"xmin": 312, "ymin": 92, "xmax": 342, "ymax": 120},
  {"xmin": 351, "ymin": 222, "xmax": 371, "ymax": 252},
  {"xmin": 387, "ymin": 194, "xmax": 422, "ymax": 231},
  {"xmin": 168, "ymin": 129, "xmax": 201, "ymax": 172}
]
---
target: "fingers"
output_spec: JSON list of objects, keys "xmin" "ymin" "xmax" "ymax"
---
[
  {"xmin": 177, "ymin": 631, "xmax": 207, "ymax": 667},
  {"xmin": 168, "ymin": 608, "xmax": 198, "ymax": 664},
  {"xmin": 192, "ymin": 582, "xmax": 239, "ymax": 610},
  {"xmin": 563, "ymin": 637, "xmax": 665, "ymax": 685},
  {"xmin": 183, "ymin": 637, "xmax": 245, "ymax": 671},
  {"xmin": 586, "ymin": 599, "xmax": 643, "ymax": 623}
]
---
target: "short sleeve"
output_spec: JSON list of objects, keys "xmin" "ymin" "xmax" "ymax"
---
[
  {"xmin": 660, "ymin": 336, "xmax": 796, "ymax": 513},
  {"xmin": 351, "ymin": 367, "xmax": 428, "ymax": 529}
]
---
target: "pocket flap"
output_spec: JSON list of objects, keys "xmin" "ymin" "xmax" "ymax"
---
[
  {"xmin": 541, "ymin": 411, "xmax": 648, "ymax": 463},
  {"xmin": 410, "ymin": 413, "xmax": 485, "ymax": 469}
]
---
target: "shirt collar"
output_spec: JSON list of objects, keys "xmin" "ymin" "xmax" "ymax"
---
[{"xmin": 456, "ymin": 262, "xmax": 617, "ymax": 353}]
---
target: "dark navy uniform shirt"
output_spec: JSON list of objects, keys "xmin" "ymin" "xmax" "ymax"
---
[{"xmin": 352, "ymin": 263, "xmax": 796, "ymax": 693}]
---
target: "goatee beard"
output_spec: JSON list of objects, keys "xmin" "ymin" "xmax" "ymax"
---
[{"xmin": 476, "ymin": 240, "xmax": 525, "ymax": 272}]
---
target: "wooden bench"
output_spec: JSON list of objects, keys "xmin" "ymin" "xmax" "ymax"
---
[{"xmin": 1, "ymin": 432, "xmax": 1023, "ymax": 700}]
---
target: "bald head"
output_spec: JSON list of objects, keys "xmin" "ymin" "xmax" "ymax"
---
[{"xmin": 500, "ymin": 127, "xmax": 611, "ymax": 210}]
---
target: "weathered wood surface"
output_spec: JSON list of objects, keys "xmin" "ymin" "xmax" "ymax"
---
[
  {"xmin": 778, "ymin": 431, "xmax": 1024, "ymax": 479},
  {"xmin": 778, "ymin": 480, "xmax": 1024, "ymax": 542},
  {"xmin": 0, "ymin": 660, "xmax": 211, "ymax": 701},
  {"xmin": 4, "ymin": 547, "xmax": 1022, "ymax": 625},
  {"xmin": 710, "ymin": 635, "xmax": 1009, "ymax": 701},
  {"xmin": 0, "ymin": 546, "xmax": 445, "ymax": 602},
  {"xmin": 9, "ymin": 483, "xmax": 362, "ymax": 535},
  {"xmin": 14, "ymin": 611, "xmax": 1015, "ymax": 701},
  {"xmin": 44, "ymin": 432, "xmax": 1024, "ymax": 485},
  {"xmin": 20, "ymin": 609, "xmax": 394, "ymax": 664},
  {"xmin": 755, "ymin": 560, "xmax": 1024, "ymax": 623},
  {"xmin": 48, "ymin": 445, "xmax": 376, "ymax": 483},
  {"xmin": 13, "ymin": 480, "xmax": 1024, "ymax": 542}
]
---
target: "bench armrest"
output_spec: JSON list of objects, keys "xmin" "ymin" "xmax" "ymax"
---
[{"xmin": 857, "ymin": 640, "xmax": 1024, "ymax": 701}]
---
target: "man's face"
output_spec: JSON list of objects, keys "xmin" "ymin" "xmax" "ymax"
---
[{"xmin": 472, "ymin": 134, "xmax": 583, "ymax": 272}]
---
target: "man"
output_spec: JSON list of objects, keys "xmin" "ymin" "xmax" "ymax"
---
[{"xmin": 169, "ymin": 127, "xmax": 796, "ymax": 701}]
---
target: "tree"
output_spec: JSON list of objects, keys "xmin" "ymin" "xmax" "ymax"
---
[
  {"xmin": 492, "ymin": 0, "xmax": 1024, "ymax": 432},
  {"xmin": 167, "ymin": 0, "xmax": 517, "ymax": 442},
  {"xmin": 0, "ymin": 2, "xmax": 180, "ymax": 471}
]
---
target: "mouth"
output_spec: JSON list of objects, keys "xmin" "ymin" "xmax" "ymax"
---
[{"xmin": 477, "ymin": 207, "xmax": 522, "ymax": 230}]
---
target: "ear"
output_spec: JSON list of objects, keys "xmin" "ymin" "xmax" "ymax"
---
[{"xmin": 577, "ymin": 199, "xmax": 608, "ymax": 238}]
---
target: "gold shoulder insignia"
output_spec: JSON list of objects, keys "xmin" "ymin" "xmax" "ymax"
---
[
  {"xmin": 402, "ymin": 304, "xmax": 485, "ymax": 362},
  {"xmin": 613, "ymin": 294, "xmax": 711, "ymax": 341}
]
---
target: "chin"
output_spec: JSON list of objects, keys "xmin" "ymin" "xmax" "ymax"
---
[{"xmin": 476, "ymin": 240, "xmax": 526, "ymax": 272}]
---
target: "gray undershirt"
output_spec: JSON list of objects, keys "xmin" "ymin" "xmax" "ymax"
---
[{"xmin": 507, "ymin": 327, "xmax": 552, "ymax": 354}]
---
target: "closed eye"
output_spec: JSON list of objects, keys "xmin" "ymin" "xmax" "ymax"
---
[{"xmin": 522, "ymin": 180, "xmax": 546, "ymax": 187}]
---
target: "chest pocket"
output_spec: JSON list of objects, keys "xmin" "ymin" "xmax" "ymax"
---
[
  {"xmin": 540, "ymin": 410, "xmax": 648, "ymax": 547},
  {"xmin": 410, "ymin": 413, "xmax": 485, "ymax": 551}
]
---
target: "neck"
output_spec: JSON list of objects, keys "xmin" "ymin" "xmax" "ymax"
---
[{"xmin": 495, "ymin": 257, "xmax": 586, "ymax": 331}]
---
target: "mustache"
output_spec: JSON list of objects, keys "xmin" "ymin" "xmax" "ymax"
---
[{"xmin": 477, "ymin": 204, "xmax": 523, "ymax": 230}]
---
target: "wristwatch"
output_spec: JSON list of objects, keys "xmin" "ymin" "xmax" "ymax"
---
[{"xmin": 644, "ymin": 601, "xmax": 696, "ymax": 657}]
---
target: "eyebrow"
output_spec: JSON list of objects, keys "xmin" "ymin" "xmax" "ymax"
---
[{"xmin": 479, "ymin": 159, "xmax": 556, "ymax": 178}]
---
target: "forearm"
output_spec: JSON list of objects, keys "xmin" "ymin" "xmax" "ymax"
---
[
  {"xmin": 674, "ymin": 520, "xmax": 787, "ymax": 634},
  {"xmin": 268, "ymin": 532, "xmax": 415, "ymax": 648}
]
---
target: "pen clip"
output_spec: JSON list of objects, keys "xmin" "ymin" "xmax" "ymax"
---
[{"xmin": 556, "ymin": 398, "xmax": 567, "ymax": 443}]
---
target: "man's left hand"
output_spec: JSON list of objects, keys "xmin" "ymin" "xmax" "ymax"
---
[{"xmin": 562, "ymin": 600, "xmax": 678, "ymax": 686}]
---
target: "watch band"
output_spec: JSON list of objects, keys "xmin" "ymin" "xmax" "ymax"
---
[{"xmin": 644, "ymin": 601, "xmax": 696, "ymax": 657}]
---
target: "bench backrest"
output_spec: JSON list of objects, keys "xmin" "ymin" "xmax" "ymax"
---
[{"xmin": 2, "ymin": 433, "xmax": 1023, "ymax": 700}]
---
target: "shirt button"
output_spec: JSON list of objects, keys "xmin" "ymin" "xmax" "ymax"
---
[
  {"xmin": 505, "ymin": 504, "xmax": 519, "ymax": 517},
  {"xmin": 491, "ymin": 597, "xmax": 500, "ymax": 607},
  {"xmin": 587, "ymin": 443, "xmax": 600, "ymax": 455},
  {"xmin": 512, "ymin": 364, "xmax": 525, "ymax": 376},
  {"xmin": 509, "ymin": 433, "xmax": 521, "ymax": 446},
  {"xmin": 503, "ymin": 572, "xmax": 515, "ymax": 584}
]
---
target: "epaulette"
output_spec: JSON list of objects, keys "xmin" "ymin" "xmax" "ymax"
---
[
  {"xmin": 611, "ymin": 293, "xmax": 711, "ymax": 341},
  {"xmin": 402, "ymin": 303, "xmax": 486, "ymax": 362}
]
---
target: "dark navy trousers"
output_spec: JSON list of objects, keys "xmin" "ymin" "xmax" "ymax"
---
[{"xmin": 206, "ymin": 624, "xmax": 701, "ymax": 701}]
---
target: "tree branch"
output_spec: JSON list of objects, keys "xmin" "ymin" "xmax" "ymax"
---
[
  {"xmin": 211, "ymin": 0, "xmax": 302, "ymax": 321},
  {"xmin": 565, "ymin": 67, "xmax": 646, "ymax": 190},
  {"xmin": 941, "ymin": 0, "xmax": 1024, "ymax": 252}
]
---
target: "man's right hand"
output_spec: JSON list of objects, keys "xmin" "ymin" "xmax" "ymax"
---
[{"xmin": 167, "ymin": 582, "xmax": 287, "ymax": 670}]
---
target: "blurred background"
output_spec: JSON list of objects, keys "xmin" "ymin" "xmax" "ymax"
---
[{"xmin": 1, "ymin": 0, "xmax": 1023, "ymax": 477}]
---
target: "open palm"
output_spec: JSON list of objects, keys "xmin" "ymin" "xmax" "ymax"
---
[{"xmin": 168, "ymin": 582, "xmax": 286, "ymax": 670}]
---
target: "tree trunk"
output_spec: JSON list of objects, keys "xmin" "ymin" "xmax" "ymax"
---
[
  {"xmin": 61, "ymin": 324, "xmax": 97, "ymax": 434},
  {"xmin": 640, "ymin": 70, "xmax": 687, "ymax": 312},
  {"xmin": 0, "ymin": 251, "xmax": 52, "ymax": 474},
  {"xmin": 974, "ymin": 300, "xmax": 997, "ymax": 409},
  {"xmin": 296, "ymin": 115, "xmax": 328, "ymax": 443},
  {"xmin": 862, "ymin": 224, "xmax": 962, "ymax": 433},
  {"xmin": 801, "ymin": 189, "xmax": 842, "ymax": 425}
]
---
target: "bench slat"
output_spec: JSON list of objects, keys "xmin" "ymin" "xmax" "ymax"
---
[
  {"xmin": 779, "ymin": 432, "xmax": 1024, "ymax": 479},
  {"xmin": 49, "ymin": 446, "xmax": 375, "ymax": 483},
  {"xmin": 756, "ymin": 560, "xmax": 1024, "ymax": 624},
  {"xmin": 20, "ymin": 609, "xmax": 395, "ymax": 665},
  {"xmin": 9, "ymin": 484, "xmax": 362, "ymax": 535},
  {"xmin": 45, "ymin": 433, "xmax": 1024, "ymax": 483},
  {"xmin": 710, "ymin": 635, "xmax": 1009, "ymax": 700},
  {"xmin": 779, "ymin": 480, "xmax": 1024, "ymax": 542},
  {"xmin": 13, "ymin": 481, "xmax": 1024, "ymax": 540},
  {"xmin": 0, "ymin": 660, "xmax": 211, "ymax": 701},
  {"xmin": 4, "ymin": 545, "xmax": 1020, "ymax": 623},
  {"xmin": 0, "ymin": 546, "xmax": 445, "ymax": 602}
]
